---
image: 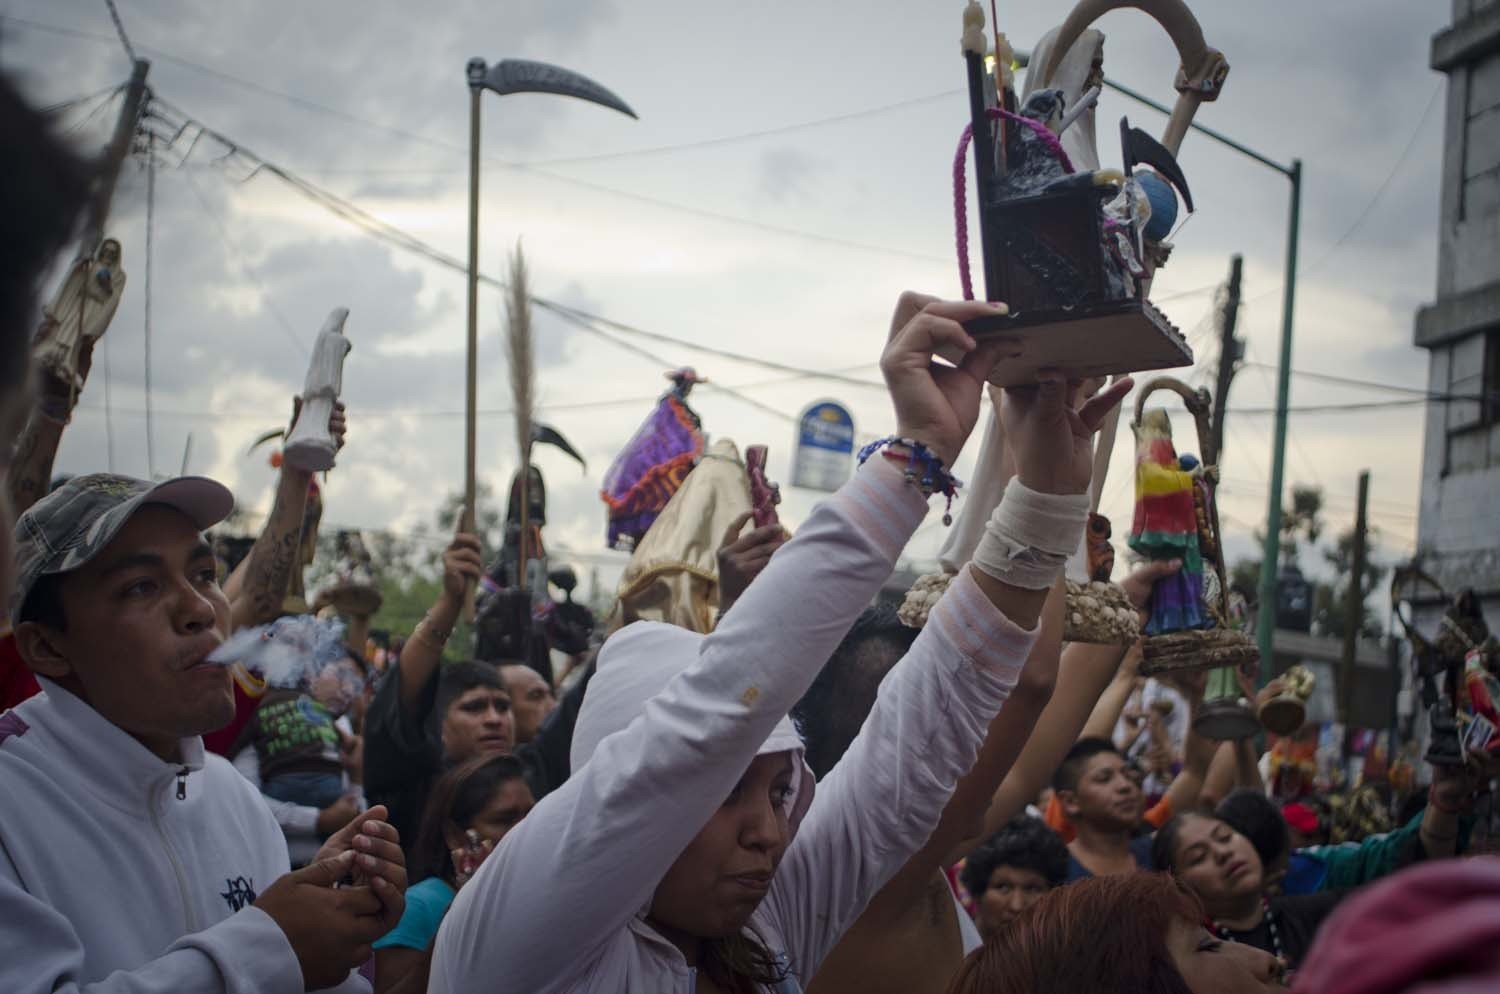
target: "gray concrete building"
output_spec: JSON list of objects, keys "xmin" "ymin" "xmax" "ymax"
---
[{"xmin": 1414, "ymin": 3, "xmax": 1500, "ymax": 638}]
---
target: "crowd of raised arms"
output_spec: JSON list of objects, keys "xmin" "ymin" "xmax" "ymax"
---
[{"xmin": 2, "ymin": 69, "xmax": 1498, "ymax": 994}]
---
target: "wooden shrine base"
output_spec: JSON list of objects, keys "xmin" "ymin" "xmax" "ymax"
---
[
  {"xmin": 955, "ymin": 298, "xmax": 1193, "ymax": 387},
  {"xmin": 1139, "ymin": 627, "xmax": 1260, "ymax": 677}
]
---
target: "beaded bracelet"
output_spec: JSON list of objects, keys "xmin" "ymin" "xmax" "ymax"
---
[{"xmin": 857, "ymin": 436, "xmax": 962, "ymax": 525}]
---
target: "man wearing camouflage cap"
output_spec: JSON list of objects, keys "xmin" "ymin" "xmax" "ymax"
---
[{"xmin": 1, "ymin": 473, "xmax": 405, "ymax": 993}]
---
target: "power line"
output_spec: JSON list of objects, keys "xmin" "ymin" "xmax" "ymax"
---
[
  {"xmin": 41, "ymin": 82, "xmax": 125, "ymax": 115},
  {"xmin": 523, "ymin": 89, "xmax": 963, "ymax": 167},
  {"xmin": 65, "ymin": 85, "xmax": 123, "ymax": 135},
  {"xmin": 1230, "ymin": 398, "xmax": 1429, "ymax": 415},
  {"xmin": 178, "ymin": 165, "xmax": 310, "ymax": 357},
  {"xmin": 153, "ymin": 98, "xmax": 893, "ymax": 393},
  {"xmin": 1, "ymin": 11, "xmax": 957, "ymax": 267},
  {"xmin": 1242, "ymin": 359, "xmax": 1495, "ymax": 402},
  {"xmin": 71, "ymin": 363, "xmax": 876, "ymax": 423},
  {"xmin": 1245, "ymin": 81, "xmax": 1444, "ymax": 306}
]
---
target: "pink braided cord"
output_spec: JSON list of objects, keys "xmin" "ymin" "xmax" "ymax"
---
[{"xmin": 952, "ymin": 108, "xmax": 1076, "ymax": 301}]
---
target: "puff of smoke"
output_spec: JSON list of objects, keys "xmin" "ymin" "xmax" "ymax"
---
[{"xmin": 208, "ymin": 614, "xmax": 348, "ymax": 691}]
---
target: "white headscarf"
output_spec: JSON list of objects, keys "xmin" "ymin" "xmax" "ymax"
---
[{"xmin": 570, "ymin": 620, "xmax": 817, "ymax": 834}]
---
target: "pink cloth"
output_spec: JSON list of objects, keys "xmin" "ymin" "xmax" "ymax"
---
[{"xmin": 1293, "ymin": 858, "xmax": 1500, "ymax": 994}]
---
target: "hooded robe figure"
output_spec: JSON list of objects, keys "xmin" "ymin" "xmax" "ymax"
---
[{"xmin": 600, "ymin": 369, "xmax": 706, "ymax": 550}]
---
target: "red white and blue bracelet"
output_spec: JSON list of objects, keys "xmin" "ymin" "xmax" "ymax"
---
[{"xmin": 857, "ymin": 436, "xmax": 962, "ymax": 525}]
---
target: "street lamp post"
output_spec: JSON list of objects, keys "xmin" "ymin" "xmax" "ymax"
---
[
  {"xmin": 1097, "ymin": 76, "xmax": 1302, "ymax": 685},
  {"xmin": 462, "ymin": 57, "xmax": 636, "ymax": 565}
]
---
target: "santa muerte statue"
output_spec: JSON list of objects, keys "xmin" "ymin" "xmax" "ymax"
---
[
  {"xmin": 31, "ymin": 238, "xmax": 126, "ymax": 400},
  {"xmin": 902, "ymin": 0, "xmax": 1225, "ymax": 643},
  {"xmin": 600, "ymin": 368, "xmax": 707, "ymax": 550},
  {"xmin": 606, "ymin": 438, "xmax": 755, "ymax": 635},
  {"xmin": 1128, "ymin": 378, "xmax": 1258, "ymax": 681}
]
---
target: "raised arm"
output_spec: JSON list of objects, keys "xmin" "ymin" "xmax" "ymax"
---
[
  {"xmin": 811, "ymin": 576, "xmax": 1063, "ymax": 944},
  {"xmin": 934, "ymin": 577, "xmax": 1064, "ymax": 864},
  {"xmin": 966, "ymin": 560, "xmax": 1179, "ymax": 842},
  {"xmin": 228, "ymin": 401, "xmax": 347, "ymax": 630},
  {"xmin": 392, "ymin": 532, "xmax": 481, "ymax": 722},
  {"xmin": 429, "ymin": 294, "xmax": 1016, "ymax": 994},
  {"xmin": 6, "ymin": 356, "xmax": 88, "ymax": 517},
  {"xmin": 763, "ymin": 371, "xmax": 1132, "ymax": 976},
  {"xmin": 1162, "ymin": 674, "xmax": 1217, "ymax": 815}
]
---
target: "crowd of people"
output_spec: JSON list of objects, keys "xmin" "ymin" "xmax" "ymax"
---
[{"xmin": 3, "ymin": 68, "xmax": 1499, "ymax": 994}]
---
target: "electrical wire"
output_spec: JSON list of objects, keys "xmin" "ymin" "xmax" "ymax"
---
[
  {"xmin": 1244, "ymin": 82, "xmax": 1444, "ymax": 306},
  {"xmin": 179, "ymin": 166, "xmax": 310, "ymax": 357},
  {"xmin": 525, "ymin": 89, "xmax": 963, "ymax": 168},
  {"xmin": 41, "ymin": 82, "xmax": 124, "ymax": 115},
  {"xmin": 0, "ymin": 12, "xmax": 958, "ymax": 266},
  {"xmin": 152, "ymin": 98, "xmax": 894, "ymax": 392},
  {"xmin": 65, "ymin": 85, "xmax": 123, "ymax": 135},
  {"xmin": 1242, "ymin": 359, "xmax": 1494, "ymax": 402},
  {"xmin": 71, "ymin": 362, "xmax": 878, "ymax": 423},
  {"xmin": 1230, "ymin": 398, "xmax": 1429, "ymax": 415}
]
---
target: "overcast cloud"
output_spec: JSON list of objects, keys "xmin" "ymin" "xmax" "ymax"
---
[{"xmin": 2, "ymin": 0, "xmax": 1447, "ymax": 597}]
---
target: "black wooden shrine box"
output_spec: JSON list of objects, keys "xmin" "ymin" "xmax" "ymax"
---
[{"xmin": 954, "ymin": 56, "xmax": 1193, "ymax": 387}]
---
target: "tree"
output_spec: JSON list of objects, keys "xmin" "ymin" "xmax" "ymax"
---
[
  {"xmin": 1280, "ymin": 484, "xmax": 1323, "ymax": 563},
  {"xmin": 1230, "ymin": 482, "xmax": 1324, "ymax": 601},
  {"xmin": 1314, "ymin": 526, "xmax": 1387, "ymax": 640}
]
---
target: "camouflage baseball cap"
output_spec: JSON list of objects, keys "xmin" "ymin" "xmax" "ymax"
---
[{"xmin": 10, "ymin": 473, "xmax": 235, "ymax": 626}]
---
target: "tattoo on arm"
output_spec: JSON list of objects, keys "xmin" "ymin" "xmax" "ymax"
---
[
  {"xmin": 231, "ymin": 470, "xmax": 311, "ymax": 629},
  {"xmin": 7, "ymin": 413, "xmax": 64, "ymax": 517}
]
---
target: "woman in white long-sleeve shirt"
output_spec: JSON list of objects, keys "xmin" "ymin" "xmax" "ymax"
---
[{"xmin": 428, "ymin": 292, "xmax": 1133, "ymax": 994}]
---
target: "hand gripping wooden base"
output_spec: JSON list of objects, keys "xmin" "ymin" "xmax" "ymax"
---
[{"xmin": 960, "ymin": 298, "xmax": 1192, "ymax": 387}]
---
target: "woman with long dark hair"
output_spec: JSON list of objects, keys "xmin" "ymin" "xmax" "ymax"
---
[
  {"xmin": 1152, "ymin": 768, "xmax": 1473, "ymax": 971},
  {"xmin": 374, "ymin": 753, "xmax": 533, "ymax": 994},
  {"xmin": 947, "ymin": 872, "xmax": 1285, "ymax": 994}
]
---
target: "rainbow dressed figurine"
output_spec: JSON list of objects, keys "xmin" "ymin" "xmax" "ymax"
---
[
  {"xmin": 1129, "ymin": 408, "xmax": 1208, "ymax": 635},
  {"xmin": 1127, "ymin": 378, "xmax": 1258, "ymax": 676}
]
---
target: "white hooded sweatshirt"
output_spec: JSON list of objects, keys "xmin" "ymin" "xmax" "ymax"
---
[
  {"xmin": 430, "ymin": 456, "xmax": 1039, "ymax": 993},
  {"xmin": 0, "ymin": 677, "xmax": 367, "ymax": 994}
]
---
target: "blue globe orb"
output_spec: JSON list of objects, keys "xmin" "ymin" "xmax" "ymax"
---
[{"xmin": 1139, "ymin": 172, "xmax": 1178, "ymax": 242}]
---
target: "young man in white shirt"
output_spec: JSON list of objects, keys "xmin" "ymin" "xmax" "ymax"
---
[{"xmin": 2, "ymin": 473, "xmax": 407, "ymax": 993}]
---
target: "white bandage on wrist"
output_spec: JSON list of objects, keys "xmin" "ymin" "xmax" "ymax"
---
[{"xmin": 971, "ymin": 479, "xmax": 1091, "ymax": 589}]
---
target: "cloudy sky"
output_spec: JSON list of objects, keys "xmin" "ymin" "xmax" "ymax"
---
[{"xmin": 3, "ymin": 0, "xmax": 1450, "ymax": 602}]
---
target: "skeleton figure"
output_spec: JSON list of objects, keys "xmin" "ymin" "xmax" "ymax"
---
[{"xmin": 32, "ymin": 239, "xmax": 126, "ymax": 392}]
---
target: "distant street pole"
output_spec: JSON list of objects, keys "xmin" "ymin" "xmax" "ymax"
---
[
  {"xmin": 1210, "ymin": 254, "xmax": 1244, "ymax": 467},
  {"xmin": 1339, "ymin": 470, "xmax": 1371, "ymax": 726},
  {"xmin": 1096, "ymin": 76, "xmax": 1304, "ymax": 684},
  {"xmin": 82, "ymin": 57, "xmax": 150, "ymax": 250},
  {"xmin": 86, "ymin": 57, "xmax": 150, "ymax": 474},
  {"xmin": 1256, "ymin": 160, "xmax": 1304, "ymax": 682}
]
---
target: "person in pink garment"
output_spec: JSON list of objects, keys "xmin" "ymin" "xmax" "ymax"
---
[
  {"xmin": 428, "ymin": 292, "xmax": 1132, "ymax": 994},
  {"xmin": 1292, "ymin": 857, "xmax": 1500, "ymax": 994}
]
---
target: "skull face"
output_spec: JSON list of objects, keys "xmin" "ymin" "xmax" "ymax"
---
[
  {"xmin": 1020, "ymin": 89, "xmax": 1066, "ymax": 129},
  {"xmin": 97, "ymin": 240, "xmax": 122, "ymax": 267}
]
